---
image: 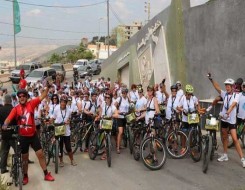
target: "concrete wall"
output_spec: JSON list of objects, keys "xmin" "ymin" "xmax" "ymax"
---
[{"xmin": 184, "ymin": 0, "xmax": 245, "ymax": 99}]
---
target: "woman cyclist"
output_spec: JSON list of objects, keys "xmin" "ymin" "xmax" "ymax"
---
[
  {"xmin": 52, "ymin": 95, "xmax": 77, "ymax": 167},
  {"xmin": 129, "ymin": 84, "xmax": 139, "ymax": 104},
  {"xmin": 135, "ymin": 88, "xmax": 147, "ymax": 121}
]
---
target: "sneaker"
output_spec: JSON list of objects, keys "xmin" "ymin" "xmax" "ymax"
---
[
  {"xmin": 217, "ymin": 154, "xmax": 228, "ymax": 162},
  {"xmin": 44, "ymin": 172, "xmax": 55, "ymax": 181},
  {"xmin": 59, "ymin": 161, "xmax": 64, "ymax": 167},
  {"xmin": 23, "ymin": 176, "xmax": 29, "ymax": 185},
  {"xmin": 241, "ymin": 158, "xmax": 245, "ymax": 168},
  {"xmin": 71, "ymin": 160, "xmax": 77, "ymax": 166}
]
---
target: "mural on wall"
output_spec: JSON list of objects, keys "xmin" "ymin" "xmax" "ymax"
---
[{"xmin": 137, "ymin": 46, "xmax": 153, "ymax": 90}]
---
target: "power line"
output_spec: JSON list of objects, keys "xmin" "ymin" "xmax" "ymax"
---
[
  {"xmin": 0, "ymin": 33, "xmax": 80, "ymax": 41},
  {"xmin": 0, "ymin": 21, "xmax": 106, "ymax": 34},
  {"xmin": 109, "ymin": 4, "xmax": 124, "ymax": 25},
  {"xmin": 2, "ymin": 0, "xmax": 106, "ymax": 8}
]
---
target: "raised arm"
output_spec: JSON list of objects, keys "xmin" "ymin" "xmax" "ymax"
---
[{"xmin": 207, "ymin": 73, "xmax": 221, "ymax": 94}]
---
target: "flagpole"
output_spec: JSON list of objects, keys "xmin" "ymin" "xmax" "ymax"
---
[{"xmin": 13, "ymin": 1, "xmax": 17, "ymax": 67}]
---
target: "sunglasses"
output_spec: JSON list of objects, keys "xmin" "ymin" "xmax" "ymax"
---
[
  {"xmin": 138, "ymin": 91, "xmax": 143, "ymax": 93},
  {"xmin": 105, "ymin": 96, "xmax": 111, "ymax": 99},
  {"xmin": 171, "ymin": 90, "xmax": 177, "ymax": 93},
  {"xmin": 53, "ymin": 98, "xmax": 58, "ymax": 100},
  {"xmin": 18, "ymin": 95, "xmax": 26, "ymax": 98}
]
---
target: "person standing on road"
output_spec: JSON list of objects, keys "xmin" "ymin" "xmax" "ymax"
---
[
  {"xmin": 19, "ymin": 68, "xmax": 27, "ymax": 90},
  {"xmin": 208, "ymin": 75, "xmax": 245, "ymax": 167},
  {"xmin": 0, "ymin": 95, "xmax": 17, "ymax": 174},
  {"xmin": 2, "ymin": 87, "xmax": 55, "ymax": 185}
]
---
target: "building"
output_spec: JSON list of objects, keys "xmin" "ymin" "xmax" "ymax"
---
[
  {"xmin": 87, "ymin": 43, "xmax": 117, "ymax": 60},
  {"xmin": 101, "ymin": 0, "xmax": 245, "ymax": 99},
  {"xmin": 117, "ymin": 22, "xmax": 142, "ymax": 47},
  {"xmin": 81, "ymin": 38, "xmax": 89, "ymax": 47}
]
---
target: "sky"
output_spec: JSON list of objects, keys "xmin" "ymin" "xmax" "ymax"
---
[{"xmin": 0, "ymin": 0, "xmax": 208, "ymax": 47}]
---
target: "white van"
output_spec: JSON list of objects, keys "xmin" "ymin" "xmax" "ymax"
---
[{"xmin": 73, "ymin": 59, "xmax": 88, "ymax": 70}]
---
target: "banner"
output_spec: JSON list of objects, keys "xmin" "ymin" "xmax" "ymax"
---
[{"xmin": 13, "ymin": 0, "xmax": 21, "ymax": 34}]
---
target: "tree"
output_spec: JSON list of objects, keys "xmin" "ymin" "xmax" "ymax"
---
[{"xmin": 49, "ymin": 53, "xmax": 62, "ymax": 64}]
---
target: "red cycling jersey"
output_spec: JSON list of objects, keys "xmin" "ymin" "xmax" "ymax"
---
[
  {"xmin": 19, "ymin": 79, "xmax": 27, "ymax": 89},
  {"xmin": 7, "ymin": 98, "xmax": 41, "ymax": 136}
]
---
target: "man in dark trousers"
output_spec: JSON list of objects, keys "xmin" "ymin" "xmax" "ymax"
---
[{"xmin": 0, "ymin": 94, "xmax": 16, "ymax": 174}]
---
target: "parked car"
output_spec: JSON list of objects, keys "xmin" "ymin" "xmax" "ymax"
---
[
  {"xmin": 50, "ymin": 63, "xmax": 66, "ymax": 82},
  {"xmin": 88, "ymin": 59, "xmax": 101, "ymax": 75},
  {"xmin": 25, "ymin": 67, "xmax": 56, "ymax": 85},
  {"xmin": 77, "ymin": 65, "xmax": 93, "ymax": 78},
  {"xmin": 10, "ymin": 62, "xmax": 41, "ymax": 83},
  {"xmin": 73, "ymin": 59, "xmax": 88, "ymax": 70}
]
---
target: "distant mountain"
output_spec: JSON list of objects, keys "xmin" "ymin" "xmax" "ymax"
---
[{"xmin": 34, "ymin": 45, "xmax": 78, "ymax": 62}]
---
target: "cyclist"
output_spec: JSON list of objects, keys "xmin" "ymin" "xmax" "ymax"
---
[
  {"xmin": 166, "ymin": 85, "xmax": 180, "ymax": 121},
  {"xmin": 129, "ymin": 84, "xmax": 139, "ymax": 104},
  {"xmin": 177, "ymin": 84, "xmax": 199, "ymax": 153},
  {"xmin": 208, "ymin": 77, "xmax": 245, "ymax": 167},
  {"xmin": 96, "ymin": 91, "xmax": 118, "ymax": 160},
  {"xmin": 3, "ymin": 87, "xmax": 55, "ymax": 185},
  {"xmin": 114, "ymin": 88, "xmax": 130, "ymax": 154},
  {"xmin": 135, "ymin": 88, "xmax": 147, "ymax": 120},
  {"xmin": 156, "ymin": 83, "xmax": 169, "ymax": 114},
  {"xmin": 48, "ymin": 94, "xmax": 59, "ymax": 118},
  {"xmin": 52, "ymin": 95, "xmax": 77, "ymax": 167},
  {"xmin": 176, "ymin": 81, "xmax": 184, "ymax": 98}
]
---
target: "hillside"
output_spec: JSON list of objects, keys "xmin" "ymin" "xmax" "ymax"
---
[{"xmin": 34, "ymin": 45, "xmax": 78, "ymax": 62}]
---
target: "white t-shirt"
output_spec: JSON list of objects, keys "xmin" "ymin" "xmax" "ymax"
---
[
  {"xmin": 145, "ymin": 97, "xmax": 156, "ymax": 124},
  {"xmin": 129, "ymin": 91, "xmax": 139, "ymax": 102},
  {"xmin": 97, "ymin": 93, "xmax": 105, "ymax": 108},
  {"xmin": 67, "ymin": 102, "xmax": 78, "ymax": 113},
  {"xmin": 155, "ymin": 91, "xmax": 166, "ymax": 104},
  {"xmin": 166, "ymin": 95, "xmax": 180, "ymax": 120},
  {"xmin": 135, "ymin": 96, "xmax": 147, "ymax": 116},
  {"xmin": 48, "ymin": 103, "xmax": 59, "ymax": 117},
  {"xmin": 220, "ymin": 90, "xmax": 239, "ymax": 124},
  {"xmin": 89, "ymin": 101, "xmax": 98, "ymax": 115},
  {"xmin": 101, "ymin": 101, "xmax": 117, "ymax": 118},
  {"xmin": 237, "ymin": 93, "xmax": 245, "ymax": 119},
  {"xmin": 178, "ymin": 95, "xmax": 198, "ymax": 122},
  {"xmin": 177, "ymin": 89, "xmax": 184, "ymax": 99},
  {"xmin": 52, "ymin": 106, "xmax": 72, "ymax": 136},
  {"xmin": 116, "ymin": 96, "xmax": 130, "ymax": 118}
]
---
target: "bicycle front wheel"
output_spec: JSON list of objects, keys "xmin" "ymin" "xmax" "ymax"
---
[
  {"xmin": 64, "ymin": 128, "xmax": 79, "ymax": 154},
  {"xmin": 88, "ymin": 131, "xmax": 98, "ymax": 160},
  {"xmin": 18, "ymin": 166, "xmax": 23, "ymax": 190},
  {"xmin": 202, "ymin": 135, "xmax": 212, "ymax": 173},
  {"xmin": 165, "ymin": 130, "xmax": 188, "ymax": 159},
  {"xmin": 55, "ymin": 140, "xmax": 59, "ymax": 174},
  {"xmin": 188, "ymin": 128, "xmax": 202, "ymax": 162},
  {"xmin": 140, "ymin": 137, "xmax": 166, "ymax": 170},
  {"xmin": 106, "ymin": 134, "xmax": 112, "ymax": 167}
]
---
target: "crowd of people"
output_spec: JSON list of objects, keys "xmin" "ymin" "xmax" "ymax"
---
[{"xmin": 0, "ymin": 68, "xmax": 245, "ymax": 186}]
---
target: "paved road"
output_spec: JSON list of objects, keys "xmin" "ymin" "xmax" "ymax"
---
[{"xmin": 1, "ymin": 71, "xmax": 245, "ymax": 190}]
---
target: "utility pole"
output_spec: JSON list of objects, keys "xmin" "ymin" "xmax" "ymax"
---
[
  {"xmin": 107, "ymin": 0, "xmax": 109, "ymax": 57},
  {"xmin": 13, "ymin": 2, "xmax": 17, "ymax": 67},
  {"xmin": 144, "ymin": 0, "xmax": 151, "ymax": 23}
]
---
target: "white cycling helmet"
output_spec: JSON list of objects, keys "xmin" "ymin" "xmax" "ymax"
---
[
  {"xmin": 176, "ymin": 81, "xmax": 181, "ymax": 85},
  {"xmin": 224, "ymin": 78, "xmax": 235, "ymax": 85},
  {"xmin": 242, "ymin": 81, "xmax": 245, "ymax": 86}
]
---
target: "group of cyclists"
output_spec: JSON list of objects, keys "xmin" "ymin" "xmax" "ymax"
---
[{"xmin": 1, "ymin": 69, "xmax": 245, "ymax": 186}]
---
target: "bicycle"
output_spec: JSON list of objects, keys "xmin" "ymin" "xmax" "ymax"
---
[
  {"xmin": 88, "ymin": 118, "xmax": 112, "ymax": 167},
  {"xmin": 6, "ymin": 125, "xmax": 30, "ymax": 190},
  {"xmin": 188, "ymin": 113, "xmax": 202, "ymax": 162},
  {"xmin": 165, "ymin": 113, "xmax": 188, "ymax": 159},
  {"xmin": 228, "ymin": 119, "xmax": 245, "ymax": 149},
  {"xmin": 202, "ymin": 114, "xmax": 219, "ymax": 173},
  {"xmin": 140, "ymin": 115, "xmax": 166, "ymax": 170}
]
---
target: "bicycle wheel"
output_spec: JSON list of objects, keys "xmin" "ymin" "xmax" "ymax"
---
[
  {"xmin": 88, "ymin": 131, "xmax": 98, "ymax": 160},
  {"xmin": 55, "ymin": 140, "xmax": 59, "ymax": 174},
  {"xmin": 129, "ymin": 126, "xmax": 133, "ymax": 154},
  {"xmin": 18, "ymin": 166, "xmax": 23, "ymax": 190},
  {"xmin": 188, "ymin": 128, "xmax": 202, "ymax": 162},
  {"xmin": 202, "ymin": 135, "xmax": 212, "ymax": 173},
  {"xmin": 141, "ymin": 137, "xmax": 166, "ymax": 170},
  {"xmin": 64, "ymin": 128, "xmax": 79, "ymax": 155},
  {"xmin": 43, "ymin": 143, "xmax": 51, "ymax": 166},
  {"xmin": 242, "ymin": 132, "xmax": 245, "ymax": 149},
  {"xmin": 106, "ymin": 134, "xmax": 112, "ymax": 167},
  {"xmin": 165, "ymin": 130, "xmax": 188, "ymax": 159},
  {"xmin": 133, "ymin": 131, "xmax": 141, "ymax": 161},
  {"xmin": 123, "ymin": 129, "xmax": 128, "ymax": 148}
]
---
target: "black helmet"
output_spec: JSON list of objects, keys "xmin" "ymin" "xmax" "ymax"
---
[
  {"xmin": 121, "ymin": 88, "xmax": 128, "ymax": 93},
  {"xmin": 170, "ymin": 84, "xmax": 178, "ymax": 90},
  {"xmin": 17, "ymin": 89, "xmax": 28, "ymax": 97},
  {"xmin": 236, "ymin": 78, "xmax": 243, "ymax": 85}
]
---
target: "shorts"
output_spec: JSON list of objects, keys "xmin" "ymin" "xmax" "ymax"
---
[
  {"xmin": 220, "ymin": 121, "xmax": 236, "ymax": 130},
  {"xmin": 111, "ymin": 119, "xmax": 118, "ymax": 136},
  {"xmin": 20, "ymin": 133, "xmax": 42, "ymax": 154},
  {"xmin": 117, "ymin": 118, "xmax": 126, "ymax": 128},
  {"xmin": 59, "ymin": 136, "xmax": 72, "ymax": 157}
]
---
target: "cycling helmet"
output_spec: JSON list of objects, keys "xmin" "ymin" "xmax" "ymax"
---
[
  {"xmin": 11, "ymin": 93, "xmax": 16, "ymax": 97},
  {"xmin": 176, "ymin": 81, "xmax": 181, "ymax": 85},
  {"xmin": 138, "ymin": 88, "xmax": 143, "ymax": 93},
  {"xmin": 170, "ymin": 84, "xmax": 178, "ymax": 90},
  {"xmin": 121, "ymin": 88, "xmax": 128, "ymax": 93},
  {"xmin": 224, "ymin": 78, "xmax": 235, "ymax": 85},
  {"xmin": 67, "ymin": 96, "xmax": 72, "ymax": 101},
  {"xmin": 60, "ymin": 95, "xmax": 68, "ymax": 102},
  {"xmin": 185, "ymin": 84, "xmax": 194, "ymax": 93},
  {"xmin": 17, "ymin": 89, "xmax": 28, "ymax": 97},
  {"xmin": 235, "ymin": 78, "xmax": 243, "ymax": 85}
]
